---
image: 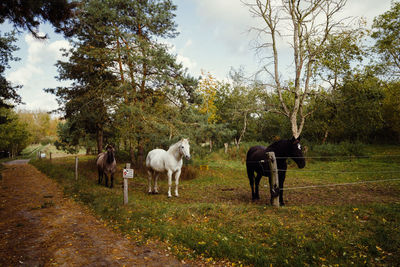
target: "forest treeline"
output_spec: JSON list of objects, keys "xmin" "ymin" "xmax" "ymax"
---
[{"xmin": 1, "ymin": 1, "xmax": 399, "ymax": 162}]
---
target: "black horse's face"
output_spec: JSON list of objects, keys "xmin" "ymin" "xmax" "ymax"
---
[{"xmin": 290, "ymin": 137, "xmax": 306, "ymax": 169}]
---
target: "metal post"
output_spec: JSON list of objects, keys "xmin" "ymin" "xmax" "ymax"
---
[{"xmin": 267, "ymin": 152, "xmax": 280, "ymax": 207}]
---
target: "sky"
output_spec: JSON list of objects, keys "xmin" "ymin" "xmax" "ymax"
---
[{"xmin": 2, "ymin": 0, "xmax": 394, "ymax": 112}]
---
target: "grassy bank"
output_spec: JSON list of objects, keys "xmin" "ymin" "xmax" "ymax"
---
[{"xmin": 30, "ymin": 147, "xmax": 400, "ymax": 266}]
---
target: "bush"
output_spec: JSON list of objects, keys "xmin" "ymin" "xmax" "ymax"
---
[
  {"xmin": 115, "ymin": 150, "xmax": 131, "ymax": 162},
  {"xmin": 310, "ymin": 142, "xmax": 367, "ymax": 160}
]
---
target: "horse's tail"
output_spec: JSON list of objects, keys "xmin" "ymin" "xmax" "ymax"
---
[{"xmin": 145, "ymin": 151, "xmax": 151, "ymax": 168}]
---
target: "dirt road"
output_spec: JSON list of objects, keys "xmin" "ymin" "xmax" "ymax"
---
[{"xmin": 0, "ymin": 162, "xmax": 188, "ymax": 266}]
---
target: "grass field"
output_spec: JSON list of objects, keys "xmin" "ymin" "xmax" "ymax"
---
[{"xmin": 30, "ymin": 146, "xmax": 400, "ymax": 266}]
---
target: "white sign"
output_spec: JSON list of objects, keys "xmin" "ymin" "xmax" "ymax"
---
[
  {"xmin": 40, "ymin": 153, "xmax": 46, "ymax": 158},
  {"xmin": 123, "ymin": 168, "xmax": 134, "ymax": 179}
]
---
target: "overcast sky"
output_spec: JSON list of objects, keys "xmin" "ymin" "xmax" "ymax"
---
[{"xmin": 3, "ymin": 0, "xmax": 393, "ymax": 112}]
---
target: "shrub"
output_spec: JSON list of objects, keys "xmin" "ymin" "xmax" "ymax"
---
[
  {"xmin": 310, "ymin": 142, "xmax": 367, "ymax": 160},
  {"xmin": 115, "ymin": 150, "xmax": 131, "ymax": 162}
]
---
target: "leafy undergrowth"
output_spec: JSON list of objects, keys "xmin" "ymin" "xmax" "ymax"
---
[{"xmin": 31, "ymin": 148, "xmax": 400, "ymax": 266}]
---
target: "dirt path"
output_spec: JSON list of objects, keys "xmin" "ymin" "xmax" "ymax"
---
[{"xmin": 0, "ymin": 163, "xmax": 188, "ymax": 266}]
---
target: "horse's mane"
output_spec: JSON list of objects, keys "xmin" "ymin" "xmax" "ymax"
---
[
  {"xmin": 267, "ymin": 139, "xmax": 285, "ymax": 149},
  {"xmin": 168, "ymin": 140, "xmax": 182, "ymax": 152},
  {"xmin": 266, "ymin": 139, "xmax": 291, "ymax": 156}
]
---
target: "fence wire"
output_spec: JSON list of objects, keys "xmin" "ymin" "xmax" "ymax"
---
[
  {"xmin": 281, "ymin": 169, "xmax": 400, "ymax": 174},
  {"xmin": 251, "ymin": 153, "xmax": 400, "ymax": 191},
  {"xmin": 264, "ymin": 178, "xmax": 400, "ymax": 191}
]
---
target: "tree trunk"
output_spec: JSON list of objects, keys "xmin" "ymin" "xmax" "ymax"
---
[
  {"xmin": 224, "ymin": 143, "xmax": 229, "ymax": 154},
  {"xmin": 237, "ymin": 111, "xmax": 248, "ymax": 147},
  {"xmin": 96, "ymin": 127, "xmax": 103, "ymax": 154},
  {"xmin": 137, "ymin": 144, "xmax": 144, "ymax": 167},
  {"xmin": 322, "ymin": 130, "xmax": 329, "ymax": 144},
  {"xmin": 129, "ymin": 146, "xmax": 135, "ymax": 166}
]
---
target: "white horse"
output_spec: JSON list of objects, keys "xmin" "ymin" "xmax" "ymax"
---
[{"xmin": 146, "ymin": 139, "xmax": 191, "ymax": 197}]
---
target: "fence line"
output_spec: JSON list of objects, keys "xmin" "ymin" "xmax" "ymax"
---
[
  {"xmin": 280, "ymin": 169, "xmax": 400, "ymax": 174},
  {"xmin": 275, "ymin": 155, "xmax": 400, "ymax": 159},
  {"xmin": 265, "ymin": 178, "xmax": 400, "ymax": 191}
]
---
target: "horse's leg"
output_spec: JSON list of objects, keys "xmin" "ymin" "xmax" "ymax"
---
[
  {"xmin": 268, "ymin": 175, "xmax": 273, "ymax": 205},
  {"xmin": 167, "ymin": 170, "xmax": 173, "ymax": 198},
  {"xmin": 254, "ymin": 172, "xmax": 262, "ymax": 200},
  {"xmin": 98, "ymin": 170, "xmax": 102, "ymax": 185},
  {"xmin": 154, "ymin": 173, "xmax": 160, "ymax": 194},
  {"xmin": 104, "ymin": 173, "xmax": 109, "ymax": 188},
  {"xmin": 174, "ymin": 169, "xmax": 181, "ymax": 197},
  {"xmin": 246, "ymin": 165, "xmax": 256, "ymax": 200},
  {"xmin": 110, "ymin": 173, "xmax": 114, "ymax": 188},
  {"xmin": 147, "ymin": 170, "xmax": 153, "ymax": 194},
  {"xmin": 278, "ymin": 170, "xmax": 286, "ymax": 206}
]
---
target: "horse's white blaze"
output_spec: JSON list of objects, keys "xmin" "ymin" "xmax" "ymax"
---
[{"xmin": 146, "ymin": 139, "xmax": 190, "ymax": 197}]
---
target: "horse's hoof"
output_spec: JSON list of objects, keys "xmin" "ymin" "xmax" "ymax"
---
[{"xmin": 152, "ymin": 192, "xmax": 159, "ymax": 195}]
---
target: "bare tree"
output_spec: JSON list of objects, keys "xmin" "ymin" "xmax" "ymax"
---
[{"xmin": 244, "ymin": 0, "xmax": 348, "ymax": 137}]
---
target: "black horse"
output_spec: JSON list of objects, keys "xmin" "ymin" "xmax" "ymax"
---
[{"xmin": 246, "ymin": 137, "xmax": 305, "ymax": 206}]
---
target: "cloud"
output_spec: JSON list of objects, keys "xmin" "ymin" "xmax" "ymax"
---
[
  {"xmin": 177, "ymin": 54, "xmax": 197, "ymax": 71},
  {"xmin": 6, "ymin": 34, "xmax": 71, "ymax": 111},
  {"xmin": 24, "ymin": 34, "xmax": 70, "ymax": 65},
  {"xmin": 161, "ymin": 39, "xmax": 198, "ymax": 72},
  {"xmin": 193, "ymin": 0, "xmax": 255, "ymax": 54}
]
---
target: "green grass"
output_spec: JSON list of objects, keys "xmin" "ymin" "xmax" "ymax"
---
[
  {"xmin": 30, "ymin": 146, "xmax": 400, "ymax": 266},
  {"xmin": 21, "ymin": 144, "xmax": 86, "ymax": 159}
]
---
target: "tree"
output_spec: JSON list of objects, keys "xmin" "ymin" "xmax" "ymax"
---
[
  {"xmin": 215, "ymin": 68, "xmax": 264, "ymax": 147},
  {"xmin": 305, "ymin": 70, "xmax": 385, "ymax": 142},
  {"xmin": 245, "ymin": 0, "xmax": 350, "ymax": 138},
  {"xmin": 372, "ymin": 1, "xmax": 400, "ymax": 78},
  {"xmin": 315, "ymin": 23, "xmax": 367, "ymax": 91},
  {"xmin": 0, "ymin": 107, "xmax": 30, "ymax": 157},
  {"xmin": 0, "ymin": 0, "xmax": 78, "ymax": 38},
  {"xmin": 382, "ymin": 81, "xmax": 400, "ymax": 141},
  {"xmin": 197, "ymin": 71, "xmax": 219, "ymax": 124},
  {"xmin": 308, "ymin": 23, "xmax": 367, "ymax": 142},
  {"xmin": 49, "ymin": 0, "xmax": 195, "ymax": 163},
  {"xmin": 0, "ymin": 0, "xmax": 77, "ymax": 110},
  {"xmin": 0, "ymin": 31, "xmax": 21, "ymax": 109},
  {"xmin": 18, "ymin": 110, "xmax": 59, "ymax": 144}
]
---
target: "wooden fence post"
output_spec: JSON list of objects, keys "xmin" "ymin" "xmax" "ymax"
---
[
  {"xmin": 75, "ymin": 156, "xmax": 78, "ymax": 181},
  {"xmin": 50, "ymin": 152, "xmax": 52, "ymax": 161},
  {"xmin": 123, "ymin": 163, "xmax": 134, "ymax": 204},
  {"xmin": 267, "ymin": 152, "xmax": 280, "ymax": 207},
  {"xmin": 123, "ymin": 163, "xmax": 130, "ymax": 205}
]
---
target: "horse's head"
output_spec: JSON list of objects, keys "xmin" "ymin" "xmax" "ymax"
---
[
  {"xmin": 105, "ymin": 144, "xmax": 115, "ymax": 163},
  {"xmin": 289, "ymin": 137, "xmax": 305, "ymax": 169},
  {"xmin": 179, "ymin": 139, "xmax": 191, "ymax": 160}
]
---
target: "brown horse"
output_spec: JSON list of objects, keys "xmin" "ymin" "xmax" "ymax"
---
[{"xmin": 96, "ymin": 145, "xmax": 116, "ymax": 188}]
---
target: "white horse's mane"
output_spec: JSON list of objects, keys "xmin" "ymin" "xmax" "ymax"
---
[{"xmin": 168, "ymin": 139, "xmax": 184, "ymax": 151}]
